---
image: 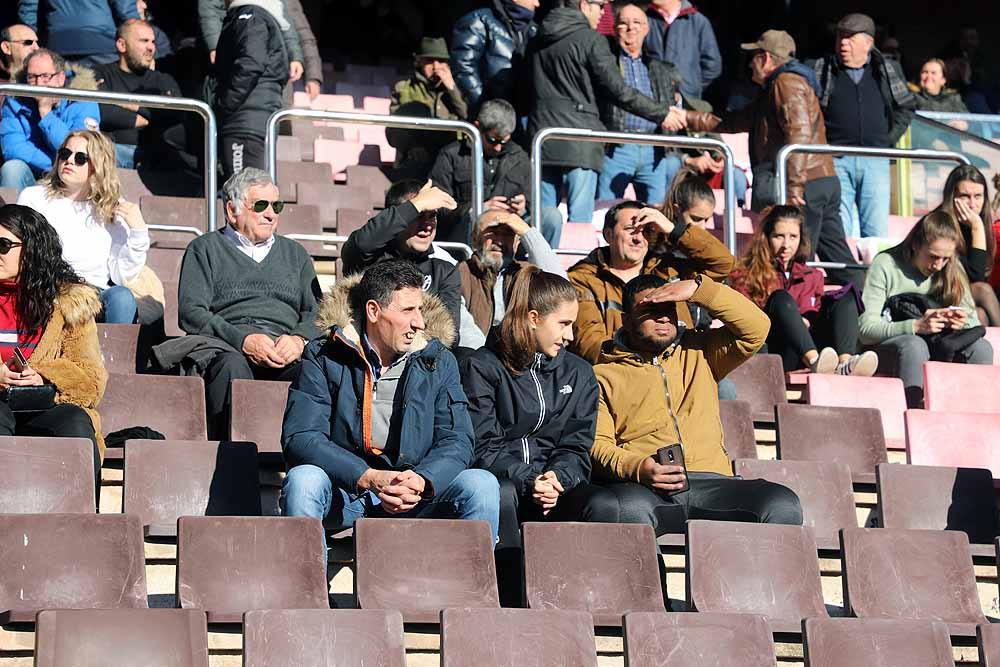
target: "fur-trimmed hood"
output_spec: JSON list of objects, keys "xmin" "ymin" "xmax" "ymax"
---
[
  {"xmin": 316, "ymin": 275, "xmax": 457, "ymax": 350},
  {"xmin": 66, "ymin": 63, "xmax": 99, "ymax": 92},
  {"xmin": 54, "ymin": 283, "xmax": 102, "ymax": 328}
]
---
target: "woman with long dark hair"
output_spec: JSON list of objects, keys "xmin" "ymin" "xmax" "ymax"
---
[
  {"xmin": 934, "ymin": 164, "xmax": 1000, "ymax": 325},
  {"xmin": 461, "ymin": 266, "xmax": 609, "ymax": 603},
  {"xmin": 861, "ymin": 210, "xmax": 992, "ymax": 406},
  {"xmin": 17, "ymin": 130, "xmax": 149, "ymax": 324},
  {"xmin": 730, "ymin": 205, "xmax": 877, "ymax": 375},
  {"xmin": 0, "ymin": 204, "xmax": 108, "ymax": 481}
]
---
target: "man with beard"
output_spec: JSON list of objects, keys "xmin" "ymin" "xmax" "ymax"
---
[
  {"xmin": 458, "ymin": 209, "xmax": 563, "ymax": 338},
  {"xmin": 93, "ymin": 19, "xmax": 184, "ymax": 169},
  {"xmin": 586, "ymin": 273, "xmax": 802, "ymax": 536}
]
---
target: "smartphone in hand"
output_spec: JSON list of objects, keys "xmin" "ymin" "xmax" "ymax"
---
[
  {"xmin": 656, "ymin": 443, "xmax": 689, "ymax": 495},
  {"xmin": 6, "ymin": 347, "xmax": 27, "ymax": 373}
]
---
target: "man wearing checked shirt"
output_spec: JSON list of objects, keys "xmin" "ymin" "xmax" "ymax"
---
[{"xmin": 597, "ymin": 2, "xmax": 684, "ymax": 206}]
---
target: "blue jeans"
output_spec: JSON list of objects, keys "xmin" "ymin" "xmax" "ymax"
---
[
  {"xmin": 281, "ymin": 465, "xmax": 501, "ymax": 548},
  {"xmin": 540, "ymin": 166, "xmax": 598, "ymax": 224},
  {"xmin": 540, "ymin": 207, "xmax": 565, "ymax": 249},
  {"xmin": 115, "ymin": 143, "xmax": 138, "ymax": 170},
  {"xmin": 0, "ymin": 159, "xmax": 38, "ymax": 194},
  {"xmin": 99, "ymin": 285, "xmax": 137, "ymax": 324},
  {"xmin": 598, "ymin": 145, "xmax": 682, "ymax": 206},
  {"xmin": 833, "ymin": 156, "xmax": 890, "ymax": 238}
]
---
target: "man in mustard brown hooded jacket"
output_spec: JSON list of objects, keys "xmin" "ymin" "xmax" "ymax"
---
[{"xmin": 589, "ymin": 272, "xmax": 802, "ymax": 535}]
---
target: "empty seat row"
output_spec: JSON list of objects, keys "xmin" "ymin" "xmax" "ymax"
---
[
  {"xmin": 33, "ymin": 607, "xmax": 997, "ymax": 666},
  {"xmin": 1, "ymin": 515, "xmax": 992, "ymax": 637}
]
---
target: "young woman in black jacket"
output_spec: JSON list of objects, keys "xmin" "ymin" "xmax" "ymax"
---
[{"xmin": 461, "ymin": 266, "xmax": 608, "ymax": 602}]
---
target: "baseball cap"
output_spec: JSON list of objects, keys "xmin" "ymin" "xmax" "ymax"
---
[
  {"xmin": 740, "ymin": 30, "xmax": 797, "ymax": 59},
  {"xmin": 836, "ymin": 13, "xmax": 876, "ymax": 37}
]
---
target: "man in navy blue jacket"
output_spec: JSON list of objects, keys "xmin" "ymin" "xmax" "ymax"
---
[
  {"xmin": 18, "ymin": 0, "xmax": 139, "ymax": 66},
  {"xmin": 644, "ymin": 0, "xmax": 721, "ymax": 100},
  {"xmin": 281, "ymin": 260, "xmax": 500, "ymax": 545}
]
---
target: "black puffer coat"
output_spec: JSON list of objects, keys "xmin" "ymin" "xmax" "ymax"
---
[
  {"xmin": 461, "ymin": 344, "xmax": 598, "ymax": 497},
  {"xmin": 213, "ymin": 2, "xmax": 289, "ymax": 135},
  {"xmin": 527, "ymin": 7, "xmax": 668, "ymax": 172}
]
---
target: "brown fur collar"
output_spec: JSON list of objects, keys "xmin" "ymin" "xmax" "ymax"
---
[
  {"xmin": 55, "ymin": 283, "xmax": 102, "ymax": 328},
  {"xmin": 67, "ymin": 63, "xmax": 99, "ymax": 92},
  {"xmin": 316, "ymin": 275, "xmax": 456, "ymax": 349}
]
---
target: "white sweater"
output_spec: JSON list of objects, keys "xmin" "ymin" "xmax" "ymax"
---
[{"xmin": 17, "ymin": 185, "xmax": 149, "ymax": 288}]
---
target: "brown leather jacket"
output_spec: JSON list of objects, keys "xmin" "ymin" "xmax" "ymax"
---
[{"xmin": 686, "ymin": 68, "xmax": 834, "ymax": 201}]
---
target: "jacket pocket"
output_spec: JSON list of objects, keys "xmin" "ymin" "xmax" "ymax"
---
[{"xmin": 445, "ymin": 385, "xmax": 470, "ymax": 429}]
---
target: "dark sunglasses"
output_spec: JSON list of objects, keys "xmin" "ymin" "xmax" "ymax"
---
[
  {"xmin": 8, "ymin": 39, "xmax": 37, "ymax": 47},
  {"xmin": 485, "ymin": 135, "xmax": 511, "ymax": 146},
  {"xmin": 247, "ymin": 199, "xmax": 285, "ymax": 214},
  {"xmin": 0, "ymin": 239, "xmax": 23, "ymax": 255},
  {"xmin": 56, "ymin": 148, "xmax": 90, "ymax": 166}
]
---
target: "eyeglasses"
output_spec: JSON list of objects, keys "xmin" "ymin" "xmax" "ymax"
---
[
  {"xmin": 245, "ymin": 199, "xmax": 285, "ymax": 214},
  {"xmin": 485, "ymin": 134, "xmax": 511, "ymax": 146},
  {"xmin": 0, "ymin": 239, "xmax": 23, "ymax": 255},
  {"xmin": 7, "ymin": 39, "xmax": 37, "ymax": 47},
  {"xmin": 56, "ymin": 148, "xmax": 89, "ymax": 166},
  {"xmin": 25, "ymin": 71, "xmax": 59, "ymax": 84}
]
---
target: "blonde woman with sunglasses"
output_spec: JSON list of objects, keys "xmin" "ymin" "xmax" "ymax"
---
[{"xmin": 16, "ymin": 130, "xmax": 147, "ymax": 324}]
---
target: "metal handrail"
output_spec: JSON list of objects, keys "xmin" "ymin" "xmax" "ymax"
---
[
  {"xmin": 775, "ymin": 143, "xmax": 971, "ymax": 204},
  {"xmin": 285, "ymin": 233, "xmax": 474, "ymax": 260},
  {"xmin": 531, "ymin": 128, "xmax": 739, "ymax": 254},
  {"xmin": 916, "ymin": 111, "xmax": 1000, "ymax": 123},
  {"xmin": 0, "ymin": 84, "xmax": 218, "ymax": 230},
  {"xmin": 265, "ymin": 109, "xmax": 485, "ymax": 219},
  {"xmin": 147, "ymin": 224, "xmax": 202, "ymax": 236}
]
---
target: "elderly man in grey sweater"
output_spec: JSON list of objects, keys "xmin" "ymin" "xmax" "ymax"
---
[{"xmin": 156, "ymin": 168, "xmax": 322, "ymax": 438}]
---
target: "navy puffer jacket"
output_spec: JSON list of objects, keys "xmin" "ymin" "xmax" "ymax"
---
[{"xmin": 451, "ymin": 0, "xmax": 537, "ymax": 109}]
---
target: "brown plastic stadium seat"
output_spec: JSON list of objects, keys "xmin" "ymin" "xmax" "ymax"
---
[
  {"xmin": 441, "ymin": 609, "xmax": 596, "ymax": 666},
  {"xmin": 776, "ymin": 404, "xmax": 887, "ymax": 484},
  {"xmin": 719, "ymin": 399, "xmax": 758, "ymax": 461},
  {"xmin": 297, "ymin": 181, "xmax": 378, "ymax": 221},
  {"xmin": 979, "ymin": 623, "xmax": 1000, "ymax": 666},
  {"xmin": 336, "ymin": 207, "xmax": 375, "ymax": 236},
  {"xmin": 802, "ymin": 618, "xmax": 954, "ymax": 667},
  {"xmin": 276, "ymin": 135, "xmax": 302, "ymax": 162},
  {"xmin": 345, "ymin": 164, "xmax": 390, "ymax": 197},
  {"xmin": 686, "ymin": 520, "xmax": 827, "ymax": 633},
  {"xmin": 34, "ymin": 609, "xmax": 208, "ymax": 667},
  {"xmin": 118, "ymin": 168, "xmax": 153, "ymax": 200},
  {"xmin": 734, "ymin": 459, "xmax": 855, "ymax": 550},
  {"xmin": 876, "ymin": 463, "xmax": 998, "ymax": 557},
  {"xmin": 100, "ymin": 374, "xmax": 207, "ymax": 460},
  {"xmin": 725, "ymin": 354, "xmax": 786, "ymax": 422},
  {"xmin": 277, "ymin": 202, "xmax": 325, "ymax": 256},
  {"xmin": 139, "ymin": 196, "xmax": 210, "ymax": 250},
  {"xmin": 0, "ymin": 437, "xmax": 95, "ymax": 513},
  {"xmin": 623, "ymin": 612, "xmax": 775, "ymax": 667},
  {"xmin": 243, "ymin": 609, "xmax": 405, "ymax": 667},
  {"xmin": 97, "ymin": 323, "xmax": 139, "ymax": 374},
  {"xmin": 276, "ymin": 160, "xmax": 332, "ymax": 189},
  {"xmin": 145, "ymin": 247, "xmax": 185, "ymax": 337},
  {"xmin": 0, "ymin": 513, "xmax": 147, "ymax": 623},
  {"xmin": 523, "ymin": 522, "xmax": 665, "ymax": 626},
  {"xmin": 124, "ymin": 440, "xmax": 261, "ymax": 537},
  {"xmin": 806, "ymin": 374, "xmax": 907, "ymax": 449},
  {"xmin": 924, "ymin": 362, "xmax": 1000, "ymax": 414},
  {"xmin": 904, "ymin": 409, "xmax": 1000, "ymax": 482},
  {"xmin": 230, "ymin": 379, "xmax": 290, "ymax": 460},
  {"xmin": 841, "ymin": 527, "xmax": 986, "ymax": 636},
  {"xmin": 354, "ymin": 518, "xmax": 499, "ymax": 623},
  {"xmin": 0, "ymin": 187, "xmax": 17, "ymax": 204},
  {"xmin": 176, "ymin": 516, "xmax": 328, "ymax": 623}
]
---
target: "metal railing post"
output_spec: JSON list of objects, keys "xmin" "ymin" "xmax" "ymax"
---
[
  {"xmin": 775, "ymin": 143, "xmax": 971, "ymax": 205},
  {"xmin": 265, "ymin": 109, "xmax": 484, "ymax": 219},
  {"xmin": 0, "ymin": 84, "xmax": 218, "ymax": 230},
  {"xmin": 530, "ymin": 128, "xmax": 738, "ymax": 254}
]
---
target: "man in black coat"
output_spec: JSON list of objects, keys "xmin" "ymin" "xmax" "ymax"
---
[
  {"xmin": 213, "ymin": 0, "xmax": 290, "ymax": 178},
  {"xmin": 341, "ymin": 179, "xmax": 464, "ymax": 335},
  {"xmin": 428, "ymin": 98, "xmax": 532, "ymax": 244},
  {"xmin": 94, "ymin": 19, "xmax": 189, "ymax": 171},
  {"xmin": 528, "ymin": 0, "xmax": 683, "ymax": 247}
]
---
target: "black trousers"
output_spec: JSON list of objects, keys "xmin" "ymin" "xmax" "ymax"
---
[
  {"xmin": 763, "ymin": 289, "xmax": 860, "ymax": 372},
  {"xmin": 219, "ymin": 131, "xmax": 267, "ymax": 180},
  {"xmin": 203, "ymin": 351, "xmax": 301, "ymax": 440},
  {"xmin": 802, "ymin": 176, "xmax": 866, "ymax": 289},
  {"xmin": 583, "ymin": 472, "xmax": 803, "ymax": 537},
  {"xmin": 0, "ymin": 401, "xmax": 101, "ymax": 498}
]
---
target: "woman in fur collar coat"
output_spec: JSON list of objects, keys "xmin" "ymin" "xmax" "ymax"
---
[{"xmin": 0, "ymin": 204, "xmax": 108, "ymax": 486}]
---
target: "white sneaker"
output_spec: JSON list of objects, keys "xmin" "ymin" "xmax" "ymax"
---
[
  {"xmin": 809, "ymin": 347, "xmax": 838, "ymax": 374},
  {"xmin": 837, "ymin": 351, "xmax": 879, "ymax": 377}
]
